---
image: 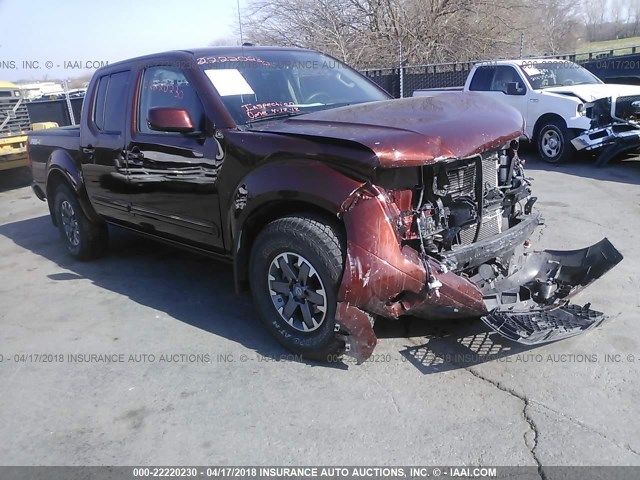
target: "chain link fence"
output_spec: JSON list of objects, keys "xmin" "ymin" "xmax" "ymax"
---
[{"xmin": 362, "ymin": 46, "xmax": 640, "ymax": 98}]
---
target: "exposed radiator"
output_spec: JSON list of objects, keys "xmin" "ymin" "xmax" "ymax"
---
[
  {"xmin": 450, "ymin": 153, "xmax": 501, "ymax": 246},
  {"xmin": 459, "ymin": 208, "xmax": 502, "ymax": 245},
  {"xmin": 446, "ymin": 162, "xmax": 476, "ymax": 198}
]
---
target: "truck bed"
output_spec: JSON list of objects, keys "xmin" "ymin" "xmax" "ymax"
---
[{"xmin": 413, "ymin": 86, "xmax": 464, "ymax": 96}]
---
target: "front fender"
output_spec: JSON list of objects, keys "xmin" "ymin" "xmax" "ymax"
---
[
  {"xmin": 229, "ymin": 160, "xmax": 364, "ymax": 291},
  {"xmin": 229, "ymin": 160, "xmax": 364, "ymax": 246}
]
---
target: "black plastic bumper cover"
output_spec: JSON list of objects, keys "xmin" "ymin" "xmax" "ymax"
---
[
  {"xmin": 482, "ymin": 304, "xmax": 606, "ymax": 345},
  {"xmin": 481, "ymin": 237, "xmax": 623, "ymax": 345}
]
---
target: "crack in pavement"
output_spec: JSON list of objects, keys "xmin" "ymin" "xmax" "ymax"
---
[
  {"xmin": 403, "ymin": 336, "xmax": 545, "ymax": 478},
  {"xmin": 366, "ymin": 372, "xmax": 401, "ymax": 414},
  {"xmin": 464, "ymin": 367, "xmax": 547, "ymax": 480},
  {"xmin": 529, "ymin": 399, "xmax": 640, "ymax": 457}
]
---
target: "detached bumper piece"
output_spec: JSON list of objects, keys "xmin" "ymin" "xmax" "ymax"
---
[
  {"xmin": 571, "ymin": 123, "xmax": 640, "ymax": 167},
  {"xmin": 480, "ymin": 238, "xmax": 623, "ymax": 345},
  {"xmin": 482, "ymin": 303, "xmax": 605, "ymax": 345}
]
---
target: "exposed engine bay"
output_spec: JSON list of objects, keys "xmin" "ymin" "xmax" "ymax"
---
[
  {"xmin": 388, "ymin": 141, "xmax": 532, "ymax": 262},
  {"xmin": 335, "ymin": 141, "xmax": 623, "ymax": 362}
]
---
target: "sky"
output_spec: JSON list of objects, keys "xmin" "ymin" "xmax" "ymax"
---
[{"xmin": 0, "ymin": 0, "xmax": 242, "ymax": 82}]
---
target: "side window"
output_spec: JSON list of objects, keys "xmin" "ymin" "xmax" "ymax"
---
[
  {"xmin": 93, "ymin": 76, "xmax": 108, "ymax": 131},
  {"xmin": 489, "ymin": 66, "xmax": 522, "ymax": 93},
  {"xmin": 92, "ymin": 71, "xmax": 130, "ymax": 133},
  {"xmin": 469, "ymin": 66, "xmax": 495, "ymax": 91},
  {"xmin": 138, "ymin": 66, "xmax": 205, "ymax": 134}
]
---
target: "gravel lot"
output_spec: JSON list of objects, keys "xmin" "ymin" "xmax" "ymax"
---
[{"xmin": 0, "ymin": 152, "xmax": 639, "ymax": 469}]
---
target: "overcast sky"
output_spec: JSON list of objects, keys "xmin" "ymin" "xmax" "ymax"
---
[{"xmin": 0, "ymin": 0, "xmax": 241, "ymax": 82}]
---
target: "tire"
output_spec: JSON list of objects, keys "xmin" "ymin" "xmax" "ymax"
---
[
  {"xmin": 249, "ymin": 215, "xmax": 345, "ymax": 361},
  {"xmin": 53, "ymin": 183, "xmax": 108, "ymax": 260},
  {"xmin": 537, "ymin": 120, "xmax": 575, "ymax": 164}
]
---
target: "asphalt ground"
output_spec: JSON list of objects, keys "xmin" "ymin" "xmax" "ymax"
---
[{"xmin": 0, "ymin": 150, "xmax": 639, "ymax": 470}]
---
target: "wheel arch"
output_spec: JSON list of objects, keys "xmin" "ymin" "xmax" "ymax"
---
[
  {"xmin": 45, "ymin": 150, "xmax": 102, "ymax": 227},
  {"xmin": 233, "ymin": 199, "xmax": 347, "ymax": 294},
  {"xmin": 532, "ymin": 113, "xmax": 567, "ymax": 143},
  {"xmin": 229, "ymin": 161, "xmax": 363, "ymax": 294}
]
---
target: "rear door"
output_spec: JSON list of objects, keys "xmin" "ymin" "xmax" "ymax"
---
[
  {"xmin": 81, "ymin": 70, "xmax": 134, "ymax": 224},
  {"xmin": 125, "ymin": 64, "xmax": 225, "ymax": 251}
]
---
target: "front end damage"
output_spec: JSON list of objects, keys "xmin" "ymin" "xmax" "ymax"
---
[
  {"xmin": 334, "ymin": 142, "xmax": 623, "ymax": 363},
  {"xmin": 572, "ymin": 95, "xmax": 640, "ymax": 166}
]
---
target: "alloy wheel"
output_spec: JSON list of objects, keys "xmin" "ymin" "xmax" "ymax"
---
[{"xmin": 267, "ymin": 252, "xmax": 328, "ymax": 332}]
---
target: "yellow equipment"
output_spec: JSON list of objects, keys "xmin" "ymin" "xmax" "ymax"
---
[{"xmin": 0, "ymin": 81, "xmax": 31, "ymax": 171}]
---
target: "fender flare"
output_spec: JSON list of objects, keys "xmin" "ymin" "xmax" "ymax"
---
[{"xmin": 45, "ymin": 149, "xmax": 102, "ymax": 226}]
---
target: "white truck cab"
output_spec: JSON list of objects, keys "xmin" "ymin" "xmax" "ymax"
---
[{"xmin": 415, "ymin": 59, "xmax": 640, "ymax": 164}]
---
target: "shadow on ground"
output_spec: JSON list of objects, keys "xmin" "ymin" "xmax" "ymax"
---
[
  {"xmin": 0, "ymin": 214, "xmax": 536, "ymax": 373},
  {"xmin": 0, "ymin": 167, "xmax": 32, "ymax": 193},
  {"xmin": 374, "ymin": 315, "xmax": 539, "ymax": 374},
  {"xmin": 0, "ymin": 215, "xmax": 294, "ymax": 363}
]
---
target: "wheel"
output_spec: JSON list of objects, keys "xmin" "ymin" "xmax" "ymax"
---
[
  {"xmin": 53, "ymin": 183, "xmax": 108, "ymax": 260},
  {"xmin": 249, "ymin": 215, "xmax": 345, "ymax": 361},
  {"xmin": 537, "ymin": 120, "xmax": 575, "ymax": 164}
]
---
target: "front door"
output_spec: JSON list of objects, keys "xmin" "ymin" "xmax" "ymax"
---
[
  {"xmin": 126, "ymin": 65, "xmax": 225, "ymax": 251},
  {"xmin": 469, "ymin": 65, "xmax": 529, "ymax": 121}
]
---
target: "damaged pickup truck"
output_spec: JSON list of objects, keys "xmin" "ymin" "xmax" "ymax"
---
[
  {"xmin": 414, "ymin": 59, "xmax": 640, "ymax": 166},
  {"xmin": 28, "ymin": 47, "xmax": 623, "ymax": 363}
]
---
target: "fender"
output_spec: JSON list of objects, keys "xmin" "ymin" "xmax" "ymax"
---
[
  {"xmin": 228, "ymin": 160, "xmax": 365, "ymax": 292},
  {"xmin": 46, "ymin": 149, "xmax": 102, "ymax": 226},
  {"xmin": 532, "ymin": 93, "xmax": 592, "ymax": 137}
]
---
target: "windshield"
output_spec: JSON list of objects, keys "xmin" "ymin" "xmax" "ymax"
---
[
  {"xmin": 519, "ymin": 61, "xmax": 603, "ymax": 89},
  {"xmin": 197, "ymin": 50, "xmax": 390, "ymax": 124}
]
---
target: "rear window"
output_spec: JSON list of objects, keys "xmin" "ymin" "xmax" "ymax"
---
[{"xmin": 92, "ymin": 71, "xmax": 130, "ymax": 133}]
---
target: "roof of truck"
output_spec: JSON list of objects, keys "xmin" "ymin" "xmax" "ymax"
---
[{"xmin": 103, "ymin": 46, "xmax": 314, "ymax": 70}]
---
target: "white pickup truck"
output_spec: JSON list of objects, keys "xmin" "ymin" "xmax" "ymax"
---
[{"xmin": 414, "ymin": 59, "xmax": 640, "ymax": 165}]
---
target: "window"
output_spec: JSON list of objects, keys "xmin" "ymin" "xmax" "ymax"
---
[
  {"xmin": 469, "ymin": 66, "xmax": 523, "ymax": 93},
  {"xmin": 489, "ymin": 66, "xmax": 522, "ymax": 93},
  {"xmin": 92, "ymin": 71, "xmax": 130, "ymax": 133},
  {"xmin": 138, "ymin": 66, "xmax": 205, "ymax": 134},
  {"xmin": 469, "ymin": 66, "xmax": 495, "ymax": 91},
  {"xmin": 198, "ymin": 50, "xmax": 389, "ymax": 125}
]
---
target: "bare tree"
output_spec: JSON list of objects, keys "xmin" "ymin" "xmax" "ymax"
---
[
  {"xmin": 241, "ymin": 0, "xmax": 546, "ymax": 68},
  {"xmin": 239, "ymin": 0, "xmax": 640, "ymax": 67}
]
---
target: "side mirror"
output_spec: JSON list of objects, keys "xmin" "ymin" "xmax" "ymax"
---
[
  {"xmin": 505, "ymin": 82, "xmax": 525, "ymax": 96},
  {"xmin": 147, "ymin": 107, "xmax": 195, "ymax": 133}
]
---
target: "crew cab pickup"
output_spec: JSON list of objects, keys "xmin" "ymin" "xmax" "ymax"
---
[
  {"xmin": 29, "ymin": 47, "xmax": 622, "ymax": 363},
  {"xmin": 414, "ymin": 59, "xmax": 640, "ymax": 165}
]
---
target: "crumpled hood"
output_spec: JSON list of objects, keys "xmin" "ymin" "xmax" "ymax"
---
[
  {"xmin": 249, "ymin": 94, "xmax": 523, "ymax": 168},
  {"xmin": 542, "ymin": 83, "xmax": 640, "ymax": 102}
]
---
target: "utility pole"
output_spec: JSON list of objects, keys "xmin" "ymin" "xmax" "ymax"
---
[
  {"xmin": 399, "ymin": 40, "xmax": 404, "ymax": 99},
  {"xmin": 237, "ymin": 0, "xmax": 244, "ymax": 46},
  {"xmin": 63, "ymin": 79, "xmax": 75, "ymax": 126}
]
